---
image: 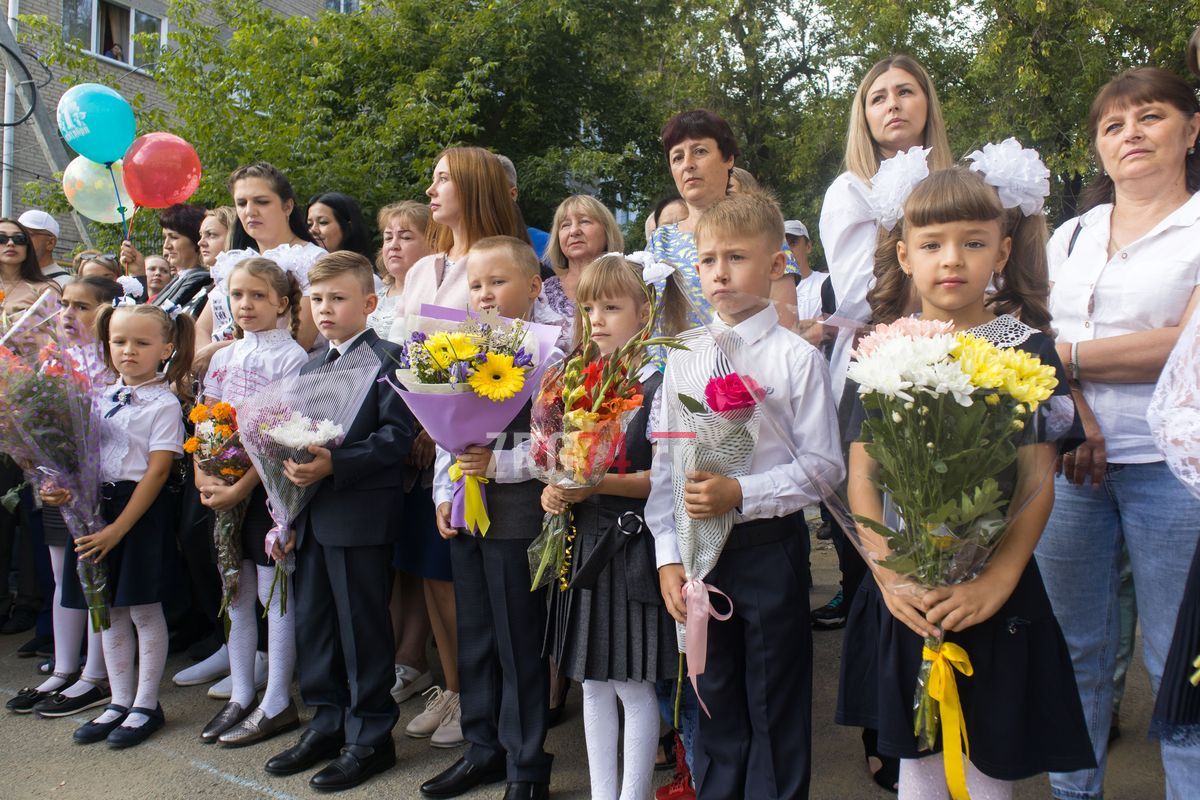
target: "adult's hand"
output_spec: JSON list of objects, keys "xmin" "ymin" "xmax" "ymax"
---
[{"xmin": 1059, "ymin": 389, "xmax": 1106, "ymax": 487}]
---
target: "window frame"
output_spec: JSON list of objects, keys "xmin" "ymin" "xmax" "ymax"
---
[{"xmin": 61, "ymin": 0, "xmax": 167, "ymax": 71}]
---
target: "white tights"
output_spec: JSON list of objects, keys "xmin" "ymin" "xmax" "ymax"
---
[
  {"xmin": 93, "ymin": 603, "xmax": 167, "ymax": 728},
  {"xmin": 226, "ymin": 560, "xmax": 295, "ymax": 716},
  {"xmin": 899, "ymin": 755, "xmax": 1013, "ymax": 800},
  {"xmin": 37, "ymin": 545, "xmax": 106, "ymax": 696},
  {"xmin": 582, "ymin": 678, "xmax": 660, "ymax": 800}
]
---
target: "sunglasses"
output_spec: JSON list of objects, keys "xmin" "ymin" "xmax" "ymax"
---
[{"xmin": 0, "ymin": 233, "xmax": 29, "ymax": 246}]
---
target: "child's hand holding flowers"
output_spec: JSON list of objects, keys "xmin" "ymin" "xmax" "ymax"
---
[
  {"xmin": 456, "ymin": 444, "xmax": 495, "ymax": 478},
  {"xmin": 682, "ymin": 469, "xmax": 743, "ymax": 519}
]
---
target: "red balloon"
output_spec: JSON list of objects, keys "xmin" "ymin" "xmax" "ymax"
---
[{"xmin": 122, "ymin": 132, "xmax": 202, "ymax": 209}]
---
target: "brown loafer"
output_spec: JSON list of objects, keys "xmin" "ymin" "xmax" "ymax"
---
[
  {"xmin": 201, "ymin": 700, "xmax": 253, "ymax": 742},
  {"xmin": 218, "ymin": 700, "xmax": 300, "ymax": 747}
]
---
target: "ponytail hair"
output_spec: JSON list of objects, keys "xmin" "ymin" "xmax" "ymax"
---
[
  {"xmin": 96, "ymin": 303, "xmax": 197, "ymax": 404},
  {"xmin": 868, "ymin": 166, "xmax": 1052, "ymax": 333},
  {"xmin": 228, "ymin": 257, "xmax": 302, "ymax": 341}
]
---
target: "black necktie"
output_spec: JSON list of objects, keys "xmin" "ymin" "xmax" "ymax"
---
[{"xmin": 325, "ymin": 348, "xmax": 341, "ymax": 365}]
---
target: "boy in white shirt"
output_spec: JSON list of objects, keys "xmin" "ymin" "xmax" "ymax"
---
[{"xmin": 648, "ymin": 193, "xmax": 843, "ymax": 799}]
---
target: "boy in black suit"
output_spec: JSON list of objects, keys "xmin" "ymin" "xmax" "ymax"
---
[
  {"xmin": 420, "ymin": 237, "xmax": 556, "ymax": 800},
  {"xmin": 264, "ymin": 252, "xmax": 414, "ymax": 792}
]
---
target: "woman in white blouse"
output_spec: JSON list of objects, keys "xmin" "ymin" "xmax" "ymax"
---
[{"xmin": 1035, "ymin": 67, "xmax": 1200, "ymax": 800}]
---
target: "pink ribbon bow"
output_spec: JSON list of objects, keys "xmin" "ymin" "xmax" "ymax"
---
[
  {"xmin": 262, "ymin": 499, "xmax": 290, "ymax": 560},
  {"xmin": 683, "ymin": 577, "xmax": 733, "ymax": 717}
]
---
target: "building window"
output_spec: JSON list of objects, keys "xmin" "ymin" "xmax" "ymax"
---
[
  {"xmin": 325, "ymin": 0, "xmax": 361, "ymax": 12},
  {"xmin": 61, "ymin": 1, "xmax": 165, "ymax": 69}
]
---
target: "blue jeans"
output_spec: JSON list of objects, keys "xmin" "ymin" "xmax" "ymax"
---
[{"xmin": 1036, "ymin": 463, "xmax": 1200, "ymax": 799}]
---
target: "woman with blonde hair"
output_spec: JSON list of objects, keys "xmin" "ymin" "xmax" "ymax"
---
[
  {"xmin": 541, "ymin": 194, "xmax": 624, "ymax": 318},
  {"xmin": 817, "ymin": 53, "xmax": 952, "ymax": 793},
  {"xmin": 369, "ymin": 201, "xmax": 432, "ymax": 339}
]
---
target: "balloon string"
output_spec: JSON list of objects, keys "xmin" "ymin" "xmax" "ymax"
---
[{"xmin": 106, "ymin": 162, "xmax": 129, "ymax": 243}]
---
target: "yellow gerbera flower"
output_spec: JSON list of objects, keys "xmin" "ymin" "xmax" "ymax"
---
[
  {"xmin": 188, "ymin": 404, "xmax": 210, "ymax": 424},
  {"xmin": 425, "ymin": 332, "xmax": 479, "ymax": 370},
  {"xmin": 210, "ymin": 401, "xmax": 234, "ymax": 422},
  {"xmin": 468, "ymin": 353, "xmax": 525, "ymax": 401}
]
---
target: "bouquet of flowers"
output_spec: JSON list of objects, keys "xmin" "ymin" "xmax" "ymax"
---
[
  {"xmin": 235, "ymin": 345, "xmax": 382, "ymax": 613},
  {"xmin": 387, "ymin": 305, "xmax": 562, "ymax": 536},
  {"xmin": 185, "ymin": 401, "xmax": 252, "ymax": 621},
  {"xmin": 0, "ymin": 330, "xmax": 111, "ymax": 632},
  {"xmin": 526, "ymin": 291, "xmax": 683, "ymax": 590},
  {"xmin": 846, "ymin": 318, "xmax": 1058, "ymax": 767}
]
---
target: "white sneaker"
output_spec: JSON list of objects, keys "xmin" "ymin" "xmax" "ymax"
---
[
  {"xmin": 207, "ymin": 651, "xmax": 268, "ymax": 700},
  {"xmin": 430, "ymin": 695, "xmax": 464, "ymax": 748},
  {"xmin": 390, "ymin": 664, "xmax": 433, "ymax": 705},
  {"xmin": 405, "ymin": 686, "xmax": 457, "ymax": 739},
  {"xmin": 173, "ymin": 644, "xmax": 230, "ymax": 686}
]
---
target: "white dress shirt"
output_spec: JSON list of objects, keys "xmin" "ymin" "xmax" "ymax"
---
[
  {"xmin": 819, "ymin": 171, "xmax": 877, "ymax": 403},
  {"xmin": 645, "ymin": 304, "xmax": 845, "ymax": 567},
  {"xmin": 99, "ymin": 379, "xmax": 185, "ymax": 483},
  {"xmin": 794, "ymin": 270, "xmax": 830, "ymax": 321},
  {"xmin": 1048, "ymin": 191, "xmax": 1200, "ymax": 463},
  {"xmin": 203, "ymin": 327, "xmax": 308, "ymax": 405}
]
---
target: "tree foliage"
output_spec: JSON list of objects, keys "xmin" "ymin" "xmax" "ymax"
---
[{"xmin": 18, "ymin": 0, "xmax": 1200, "ymax": 256}]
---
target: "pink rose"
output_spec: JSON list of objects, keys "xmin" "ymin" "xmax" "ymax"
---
[{"xmin": 704, "ymin": 373, "xmax": 765, "ymax": 414}]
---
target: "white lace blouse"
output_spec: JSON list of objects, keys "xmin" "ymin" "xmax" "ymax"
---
[
  {"xmin": 203, "ymin": 328, "xmax": 309, "ymax": 406},
  {"xmin": 208, "ymin": 241, "xmax": 327, "ymax": 342},
  {"xmin": 1149, "ymin": 308, "xmax": 1200, "ymax": 499},
  {"xmin": 99, "ymin": 380, "xmax": 185, "ymax": 483}
]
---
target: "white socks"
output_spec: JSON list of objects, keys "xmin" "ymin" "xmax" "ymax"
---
[
  {"xmin": 582, "ymin": 679, "xmax": 661, "ymax": 800},
  {"xmin": 899, "ymin": 755, "xmax": 1013, "ymax": 800},
  {"xmin": 256, "ymin": 565, "xmax": 295, "ymax": 718},
  {"xmin": 93, "ymin": 603, "xmax": 166, "ymax": 727},
  {"xmin": 226, "ymin": 560, "xmax": 260, "ymax": 708}
]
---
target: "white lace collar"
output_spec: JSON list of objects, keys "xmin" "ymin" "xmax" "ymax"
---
[
  {"xmin": 968, "ymin": 314, "xmax": 1037, "ymax": 348},
  {"xmin": 241, "ymin": 327, "xmax": 296, "ymax": 350}
]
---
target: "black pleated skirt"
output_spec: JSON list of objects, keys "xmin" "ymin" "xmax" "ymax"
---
[
  {"xmin": 240, "ymin": 484, "xmax": 273, "ymax": 568},
  {"xmin": 548, "ymin": 497, "xmax": 677, "ymax": 684},
  {"xmin": 837, "ymin": 560, "xmax": 1096, "ymax": 779},
  {"xmin": 62, "ymin": 481, "xmax": 174, "ymax": 609},
  {"xmin": 42, "ymin": 505, "xmax": 71, "ymax": 547},
  {"xmin": 1151, "ymin": 537, "xmax": 1200, "ymax": 746}
]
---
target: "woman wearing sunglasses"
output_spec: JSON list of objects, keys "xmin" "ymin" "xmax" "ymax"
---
[{"xmin": 0, "ymin": 218, "xmax": 60, "ymax": 319}]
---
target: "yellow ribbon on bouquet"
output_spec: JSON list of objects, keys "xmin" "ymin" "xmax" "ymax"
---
[
  {"xmin": 448, "ymin": 461, "xmax": 490, "ymax": 536},
  {"xmin": 923, "ymin": 641, "xmax": 974, "ymax": 800}
]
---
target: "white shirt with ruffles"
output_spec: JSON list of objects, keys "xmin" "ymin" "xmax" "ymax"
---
[
  {"xmin": 203, "ymin": 327, "xmax": 309, "ymax": 406},
  {"xmin": 208, "ymin": 241, "xmax": 327, "ymax": 342},
  {"xmin": 99, "ymin": 379, "xmax": 185, "ymax": 483}
]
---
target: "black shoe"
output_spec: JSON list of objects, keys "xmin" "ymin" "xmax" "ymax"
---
[
  {"xmin": 1, "ymin": 607, "xmax": 37, "ymax": 635},
  {"xmin": 7, "ymin": 685, "xmax": 60, "ymax": 713},
  {"xmin": 264, "ymin": 728, "xmax": 344, "ymax": 776},
  {"xmin": 74, "ymin": 704, "xmax": 129, "ymax": 744},
  {"xmin": 503, "ymin": 782, "xmax": 549, "ymax": 800},
  {"xmin": 35, "ymin": 683, "xmax": 112, "ymax": 718},
  {"xmin": 107, "ymin": 704, "xmax": 166, "ymax": 749},
  {"xmin": 420, "ymin": 756, "xmax": 506, "ymax": 799},
  {"xmin": 309, "ymin": 738, "xmax": 396, "ymax": 792},
  {"xmin": 810, "ymin": 590, "xmax": 847, "ymax": 629},
  {"xmin": 17, "ymin": 634, "xmax": 52, "ymax": 658}
]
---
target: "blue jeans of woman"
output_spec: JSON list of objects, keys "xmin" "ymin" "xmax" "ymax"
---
[{"xmin": 1036, "ymin": 462, "xmax": 1200, "ymax": 799}]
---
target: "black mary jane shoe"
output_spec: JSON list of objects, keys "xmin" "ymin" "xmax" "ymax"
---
[
  {"xmin": 264, "ymin": 728, "xmax": 344, "ymax": 776},
  {"xmin": 309, "ymin": 738, "xmax": 396, "ymax": 792},
  {"xmin": 106, "ymin": 704, "xmax": 166, "ymax": 749},
  {"xmin": 503, "ymin": 782, "xmax": 550, "ymax": 800},
  {"xmin": 74, "ymin": 704, "xmax": 129, "ymax": 744},
  {"xmin": 420, "ymin": 756, "xmax": 507, "ymax": 799}
]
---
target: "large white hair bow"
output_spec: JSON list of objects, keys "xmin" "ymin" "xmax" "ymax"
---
[
  {"xmin": 966, "ymin": 137, "xmax": 1050, "ymax": 217},
  {"xmin": 117, "ymin": 275, "xmax": 144, "ymax": 299},
  {"xmin": 622, "ymin": 251, "xmax": 676, "ymax": 285},
  {"xmin": 867, "ymin": 146, "xmax": 932, "ymax": 231}
]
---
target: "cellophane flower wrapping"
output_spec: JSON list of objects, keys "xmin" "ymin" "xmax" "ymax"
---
[
  {"xmin": 186, "ymin": 401, "xmax": 252, "ymax": 621},
  {"xmin": 0, "ymin": 292, "xmax": 112, "ymax": 631},
  {"xmin": 386, "ymin": 305, "xmax": 564, "ymax": 535},
  {"xmin": 235, "ymin": 345, "xmax": 382, "ymax": 614},
  {"xmin": 524, "ymin": 290, "xmax": 683, "ymax": 590},
  {"xmin": 846, "ymin": 317, "xmax": 1059, "ymax": 750}
]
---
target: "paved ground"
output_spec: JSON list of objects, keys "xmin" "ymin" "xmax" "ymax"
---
[{"xmin": 0, "ymin": 534, "xmax": 1168, "ymax": 799}]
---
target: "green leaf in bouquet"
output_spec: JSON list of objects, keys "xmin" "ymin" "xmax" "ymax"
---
[
  {"xmin": 852, "ymin": 513, "xmax": 900, "ymax": 541},
  {"xmin": 932, "ymin": 460, "xmax": 948, "ymax": 474},
  {"xmin": 676, "ymin": 393, "xmax": 706, "ymax": 414},
  {"xmin": 879, "ymin": 552, "xmax": 920, "ymax": 574}
]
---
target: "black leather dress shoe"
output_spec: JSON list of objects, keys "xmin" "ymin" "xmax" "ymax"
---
[
  {"xmin": 309, "ymin": 738, "xmax": 396, "ymax": 792},
  {"xmin": 503, "ymin": 782, "xmax": 549, "ymax": 800},
  {"xmin": 263, "ymin": 728, "xmax": 344, "ymax": 776},
  {"xmin": 420, "ymin": 756, "xmax": 507, "ymax": 798}
]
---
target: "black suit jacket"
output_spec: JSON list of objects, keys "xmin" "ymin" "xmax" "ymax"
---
[{"xmin": 295, "ymin": 329, "xmax": 414, "ymax": 549}]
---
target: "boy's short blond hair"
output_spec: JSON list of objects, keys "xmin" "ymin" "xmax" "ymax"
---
[
  {"xmin": 693, "ymin": 190, "xmax": 785, "ymax": 251},
  {"xmin": 469, "ymin": 235, "xmax": 540, "ymax": 279},
  {"xmin": 308, "ymin": 250, "xmax": 375, "ymax": 294}
]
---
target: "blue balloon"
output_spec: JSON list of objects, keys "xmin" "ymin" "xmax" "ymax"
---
[{"xmin": 56, "ymin": 83, "xmax": 136, "ymax": 165}]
